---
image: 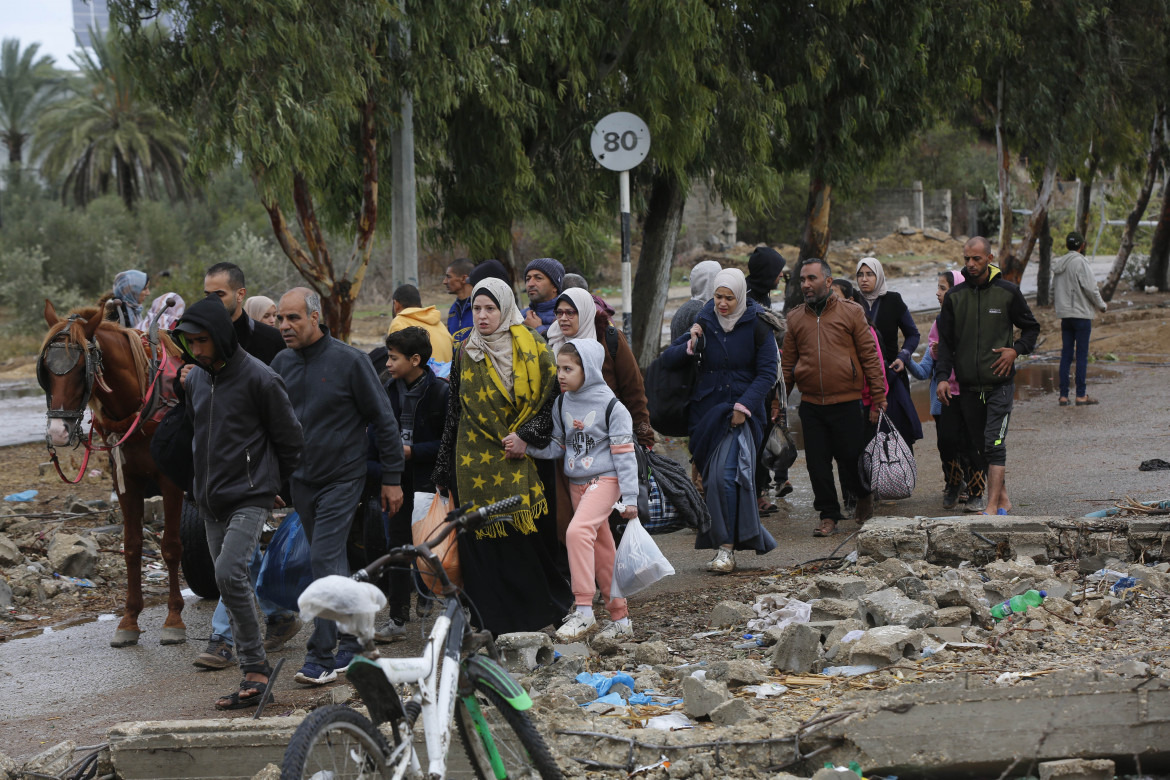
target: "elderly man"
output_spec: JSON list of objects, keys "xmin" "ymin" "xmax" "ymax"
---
[
  {"xmin": 273, "ymin": 288, "xmax": 405, "ymax": 686},
  {"xmin": 521, "ymin": 257, "xmax": 565, "ymax": 335}
]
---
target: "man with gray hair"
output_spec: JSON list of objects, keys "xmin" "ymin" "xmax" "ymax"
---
[{"xmin": 273, "ymin": 287, "xmax": 405, "ymax": 685}]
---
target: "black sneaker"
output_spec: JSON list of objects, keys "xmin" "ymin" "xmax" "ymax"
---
[
  {"xmin": 263, "ymin": 616, "xmax": 303, "ymax": 651},
  {"xmin": 842, "ymin": 493, "xmax": 858, "ymax": 516},
  {"xmin": 942, "ymin": 482, "xmax": 962, "ymax": 509},
  {"xmin": 193, "ymin": 638, "xmax": 234, "ymax": 670}
]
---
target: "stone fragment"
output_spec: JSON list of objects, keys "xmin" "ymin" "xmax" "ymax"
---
[
  {"xmin": 708, "ymin": 600, "xmax": 755, "ymax": 628},
  {"xmin": 0, "ymin": 747, "xmax": 16, "ymax": 779},
  {"xmin": 496, "ymin": 632, "xmax": 554, "ymax": 672},
  {"xmin": 1115, "ymin": 660, "xmax": 1149, "ymax": 678},
  {"xmin": 23, "ymin": 741, "xmax": 75, "ymax": 779},
  {"xmin": 1133, "ymin": 565, "xmax": 1170, "ymax": 593},
  {"xmin": 609, "ymin": 683, "xmax": 633, "ymax": 700},
  {"xmin": 869, "ymin": 558, "xmax": 914, "ymax": 584},
  {"xmin": 768, "ymin": 623, "xmax": 821, "ymax": 674},
  {"xmin": 1043, "ymin": 596, "xmax": 1075, "ymax": 620},
  {"xmin": 1036, "ymin": 578, "xmax": 1071, "ymax": 601},
  {"xmin": 46, "ymin": 533, "xmax": 98, "ymax": 578},
  {"xmin": 0, "ymin": 535, "xmax": 23, "ymax": 567},
  {"xmin": 847, "ymin": 626, "xmax": 924, "ymax": 667},
  {"xmin": 859, "ymin": 588, "xmax": 934, "ymax": 629},
  {"xmin": 563, "ymin": 683, "xmax": 601, "ymax": 704},
  {"xmin": 250, "ymin": 764, "xmax": 281, "ymax": 780},
  {"xmin": 1037, "ymin": 758, "xmax": 1115, "ymax": 780},
  {"xmin": 709, "ymin": 697, "xmax": 754, "ymax": 726},
  {"xmin": 634, "ymin": 641, "xmax": 670, "ymax": 666},
  {"xmin": 804, "ymin": 621, "xmax": 845, "ymax": 643},
  {"xmin": 933, "ymin": 606, "xmax": 971, "ymax": 627},
  {"xmin": 794, "ymin": 582, "xmax": 820, "ymax": 601},
  {"xmin": 924, "ymin": 626, "xmax": 966, "ymax": 645},
  {"xmin": 707, "ymin": 659, "xmax": 768, "ymax": 686},
  {"xmin": 682, "ymin": 676, "xmax": 731, "ymax": 718},
  {"xmin": 591, "ymin": 632, "xmax": 623, "ymax": 656},
  {"xmin": 0, "ymin": 578, "xmax": 11, "ymax": 610},
  {"xmin": 824, "ymin": 619, "xmax": 867, "ymax": 650},
  {"xmin": 894, "ymin": 576, "xmax": 931, "ymax": 603},
  {"xmin": 809, "ymin": 598, "xmax": 862, "ymax": 622},
  {"xmin": 1083, "ymin": 597, "xmax": 1121, "ymax": 620},
  {"xmin": 553, "ymin": 642, "xmax": 594, "ymax": 661},
  {"xmin": 813, "ymin": 575, "xmax": 872, "ymax": 600}
]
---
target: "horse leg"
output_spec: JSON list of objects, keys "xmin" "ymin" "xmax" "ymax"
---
[
  {"xmin": 112, "ymin": 473, "xmax": 145, "ymax": 647},
  {"xmin": 158, "ymin": 476, "xmax": 187, "ymax": 645}
]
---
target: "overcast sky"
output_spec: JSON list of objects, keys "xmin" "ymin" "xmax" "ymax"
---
[{"xmin": 2, "ymin": 0, "xmax": 84, "ymax": 69}]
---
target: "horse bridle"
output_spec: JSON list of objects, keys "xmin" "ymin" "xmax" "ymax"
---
[{"xmin": 38, "ymin": 313, "xmax": 104, "ymax": 448}]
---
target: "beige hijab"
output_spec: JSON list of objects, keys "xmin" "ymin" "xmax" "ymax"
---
[
  {"xmin": 244, "ymin": 295, "xmax": 276, "ymax": 322},
  {"xmin": 544, "ymin": 288, "xmax": 598, "ymax": 356},
  {"xmin": 856, "ymin": 257, "xmax": 888, "ymax": 304},
  {"xmin": 464, "ymin": 278, "xmax": 524, "ymax": 392},
  {"xmin": 711, "ymin": 268, "xmax": 748, "ymax": 332}
]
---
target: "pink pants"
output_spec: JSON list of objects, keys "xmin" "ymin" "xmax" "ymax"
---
[{"xmin": 567, "ymin": 477, "xmax": 629, "ymax": 620}]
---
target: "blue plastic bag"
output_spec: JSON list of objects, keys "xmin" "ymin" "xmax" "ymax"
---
[{"xmin": 256, "ymin": 513, "xmax": 314, "ymax": 612}]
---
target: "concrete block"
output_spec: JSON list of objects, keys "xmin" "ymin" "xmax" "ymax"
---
[
  {"xmin": 109, "ymin": 718, "xmax": 303, "ymax": 780},
  {"xmin": 804, "ymin": 620, "xmax": 845, "ymax": 642},
  {"xmin": 0, "ymin": 534, "xmax": 23, "ymax": 567},
  {"xmin": 869, "ymin": 557, "xmax": 914, "ymax": 584},
  {"xmin": 857, "ymin": 519, "xmax": 928, "ymax": 563},
  {"xmin": 809, "ymin": 598, "xmax": 863, "ymax": 622},
  {"xmin": 709, "ymin": 698, "xmax": 755, "ymax": 726},
  {"xmin": 924, "ymin": 626, "xmax": 966, "ymax": 644},
  {"xmin": 633, "ymin": 641, "xmax": 670, "ymax": 666},
  {"xmin": 1038, "ymin": 758, "xmax": 1115, "ymax": 780},
  {"xmin": 859, "ymin": 588, "xmax": 934, "ymax": 629},
  {"xmin": 46, "ymin": 533, "xmax": 98, "ymax": 578},
  {"xmin": 249, "ymin": 764, "xmax": 281, "ymax": 780},
  {"xmin": 933, "ymin": 606, "xmax": 971, "ymax": 626},
  {"xmin": 824, "ymin": 619, "xmax": 867, "ymax": 650},
  {"xmin": 709, "ymin": 600, "xmax": 755, "ymax": 628},
  {"xmin": 769, "ymin": 623, "xmax": 822, "ymax": 674},
  {"xmin": 552, "ymin": 642, "xmax": 594, "ymax": 661},
  {"xmin": 813, "ymin": 574, "xmax": 873, "ymax": 600},
  {"xmin": 707, "ymin": 659, "xmax": 768, "ymax": 686},
  {"xmin": 1083, "ymin": 597, "xmax": 1121, "ymax": 620},
  {"xmin": 22, "ymin": 740, "xmax": 74, "ymax": 779},
  {"xmin": 0, "ymin": 747, "xmax": 16, "ymax": 779},
  {"xmin": 496, "ymin": 632, "xmax": 554, "ymax": 672},
  {"xmin": 894, "ymin": 576, "xmax": 932, "ymax": 604},
  {"xmin": 847, "ymin": 626, "xmax": 924, "ymax": 667},
  {"xmin": 682, "ymin": 676, "xmax": 731, "ymax": 718}
]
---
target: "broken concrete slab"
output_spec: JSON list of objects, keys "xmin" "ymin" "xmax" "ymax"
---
[
  {"xmin": 249, "ymin": 764, "xmax": 281, "ymax": 780},
  {"xmin": 707, "ymin": 659, "xmax": 768, "ymax": 686},
  {"xmin": 496, "ymin": 631, "xmax": 554, "ymax": 672},
  {"xmin": 809, "ymin": 598, "xmax": 863, "ymax": 622},
  {"xmin": 1038, "ymin": 758, "xmax": 1115, "ymax": 780},
  {"xmin": 858, "ymin": 588, "xmax": 934, "ymax": 629},
  {"xmin": 709, "ymin": 600, "xmax": 755, "ymax": 628},
  {"xmin": 813, "ymin": 676, "xmax": 1170, "ymax": 778},
  {"xmin": 633, "ymin": 641, "xmax": 671, "ymax": 666},
  {"xmin": 108, "ymin": 718, "xmax": 303, "ymax": 780},
  {"xmin": 0, "ymin": 534, "xmax": 23, "ymax": 567},
  {"xmin": 681, "ymin": 676, "xmax": 731, "ymax": 718},
  {"xmin": 933, "ymin": 606, "xmax": 971, "ymax": 626},
  {"xmin": 46, "ymin": 533, "xmax": 99, "ymax": 578},
  {"xmin": 813, "ymin": 574, "xmax": 873, "ymax": 600},
  {"xmin": 709, "ymin": 697, "xmax": 755, "ymax": 726},
  {"xmin": 769, "ymin": 623, "xmax": 821, "ymax": 674},
  {"xmin": 846, "ymin": 626, "xmax": 924, "ymax": 667},
  {"xmin": 21, "ymin": 740, "xmax": 74, "ymax": 779}
]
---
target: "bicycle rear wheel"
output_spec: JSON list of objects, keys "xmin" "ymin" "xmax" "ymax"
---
[
  {"xmin": 455, "ymin": 683, "xmax": 563, "ymax": 780},
  {"xmin": 282, "ymin": 704, "xmax": 392, "ymax": 779}
]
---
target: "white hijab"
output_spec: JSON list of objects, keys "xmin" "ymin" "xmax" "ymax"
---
[
  {"xmin": 463, "ymin": 278, "xmax": 524, "ymax": 391},
  {"xmin": 689, "ymin": 260, "xmax": 723, "ymax": 302},
  {"xmin": 856, "ymin": 257, "xmax": 888, "ymax": 304},
  {"xmin": 544, "ymin": 288, "xmax": 598, "ymax": 356},
  {"xmin": 711, "ymin": 268, "xmax": 748, "ymax": 332}
]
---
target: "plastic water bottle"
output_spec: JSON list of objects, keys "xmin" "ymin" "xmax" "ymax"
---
[{"xmin": 990, "ymin": 589, "xmax": 1046, "ymax": 621}]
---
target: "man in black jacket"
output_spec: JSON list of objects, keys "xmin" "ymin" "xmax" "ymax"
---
[
  {"xmin": 935, "ymin": 236, "xmax": 1040, "ymax": 516},
  {"xmin": 203, "ymin": 262, "xmax": 285, "ymax": 366},
  {"xmin": 274, "ymin": 287, "xmax": 405, "ymax": 685},
  {"xmin": 177, "ymin": 297, "xmax": 303, "ymax": 709}
]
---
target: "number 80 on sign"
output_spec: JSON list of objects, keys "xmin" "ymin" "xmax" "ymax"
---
[{"xmin": 590, "ymin": 112, "xmax": 651, "ymax": 172}]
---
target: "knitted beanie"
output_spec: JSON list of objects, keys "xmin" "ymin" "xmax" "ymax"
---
[{"xmin": 524, "ymin": 257, "xmax": 565, "ymax": 292}]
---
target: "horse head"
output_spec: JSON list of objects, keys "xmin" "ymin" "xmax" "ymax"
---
[{"xmin": 40, "ymin": 299, "xmax": 104, "ymax": 447}]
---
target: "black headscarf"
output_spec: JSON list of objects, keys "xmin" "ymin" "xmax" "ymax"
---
[
  {"xmin": 746, "ymin": 247, "xmax": 787, "ymax": 306},
  {"xmin": 468, "ymin": 259, "xmax": 512, "ymax": 287}
]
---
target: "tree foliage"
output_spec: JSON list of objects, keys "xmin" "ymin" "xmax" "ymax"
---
[{"xmin": 0, "ymin": 38, "xmax": 63, "ymax": 169}]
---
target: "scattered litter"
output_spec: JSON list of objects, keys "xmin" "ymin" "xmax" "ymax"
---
[
  {"xmin": 88, "ymin": 469, "xmax": 103, "ymax": 477},
  {"xmin": 145, "ymin": 571, "xmax": 167, "ymax": 581},
  {"xmin": 1111, "ymin": 577, "xmax": 1138, "ymax": 594},
  {"xmin": 53, "ymin": 574, "xmax": 95, "ymax": 588},
  {"xmin": 691, "ymin": 630, "xmax": 725, "ymax": 639},
  {"xmin": 97, "ymin": 614, "xmax": 117, "ymax": 622},
  {"xmin": 845, "ymin": 550, "xmax": 859, "ymax": 563},
  {"xmin": 576, "ymin": 671, "xmax": 636, "ymax": 698},
  {"xmin": 631, "ymin": 756, "xmax": 671, "ymax": 775},
  {"xmin": 742, "ymin": 683, "xmax": 789, "ymax": 699},
  {"xmin": 180, "ymin": 588, "xmax": 196, "ymax": 598},
  {"xmin": 1087, "ymin": 568, "xmax": 1129, "ymax": 583},
  {"xmin": 995, "ymin": 672, "xmax": 1023, "ymax": 686},
  {"xmin": 822, "ymin": 761, "xmax": 863, "ymax": 777},
  {"xmin": 689, "ymin": 670, "xmax": 707, "ymax": 681},
  {"xmin": 4, "ymin": 490, "xmax": 37, "ymax": 502},
  {"xmin": 823, "ymin": 665, "xmax": 878, "ymax": 677},
  {"xmin": 839, "ymin": 629, "xmax": 865, "ymax": 644},
  {"xmin": 920, "ymin": 643, "xmax": 946, "ymax": 658},
  {"xmin": 746, "ymin": 593, "xmax": 811, "ymax": 632},
  {"xmin": 644, "ymin": 712, "xmax": 693, "ymax": 731}
]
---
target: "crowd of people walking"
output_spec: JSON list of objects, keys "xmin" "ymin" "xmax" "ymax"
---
[{"xmin": 95, "ymin": 232, "xmax": 1088, "ymax": 709}]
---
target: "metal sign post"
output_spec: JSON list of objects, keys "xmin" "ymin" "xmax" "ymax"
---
[{"xmin": 590, "ymin": 112, "xmax": 651, "ymax": 340}]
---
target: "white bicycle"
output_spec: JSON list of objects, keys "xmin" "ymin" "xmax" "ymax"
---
[{"xmin": 280, "ymin": 495, "xmax": 563, "ymax": 780}]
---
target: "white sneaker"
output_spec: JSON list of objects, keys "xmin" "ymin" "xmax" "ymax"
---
[
  {"xmin": 704, "ymin": 548, "xmax": 735, "ymax": 573},
  {"xmin": 593, "ymin": 620, "xmax": 633, "ymax": 643},
  {"xmin": 556, "ymin": 611, "xmax": 597, "ymax": 641}
]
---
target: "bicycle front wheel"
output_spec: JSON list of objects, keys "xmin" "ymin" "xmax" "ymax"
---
[
  {"xmin": 282, "ymin": 704, "xmax": 392, "ymax": 780},
  {"xmin": 455, "ymin": 683, "xmax": 563, "ymax": 780}
]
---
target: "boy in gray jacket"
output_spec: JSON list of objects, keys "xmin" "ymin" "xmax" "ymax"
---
[{"xmin": 526, "ymin": 339, "xmax": 640, "ymax": 642}]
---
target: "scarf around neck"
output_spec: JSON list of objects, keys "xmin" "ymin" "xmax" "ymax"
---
[
  {"xmin": 464, "ymin": 278, "xmax": 524, "ymax": 394},
  {"xmin": 711, "ymin": 268, "xmax": 748, "ymax": 332}
]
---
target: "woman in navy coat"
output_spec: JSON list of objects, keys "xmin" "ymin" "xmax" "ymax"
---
[{"xmin": 660, "ymin": 268, "xmax": 777, "ymax": 573}]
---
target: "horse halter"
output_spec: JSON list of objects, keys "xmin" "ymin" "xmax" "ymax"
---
[{"xmin": 38, "ymin": 314, "xmax": 104, "ymax": 447}]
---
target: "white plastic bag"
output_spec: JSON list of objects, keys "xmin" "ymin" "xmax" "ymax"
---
[
  {"xmin": 298, "ymin": 574, "xmax": 387, "ymax": 642},
  {"xmin": 611, "ymin": 518, "xmax": 675, "ymax": 598}
]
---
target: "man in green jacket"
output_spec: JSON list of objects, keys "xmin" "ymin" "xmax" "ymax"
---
[{"xmin": 934, "ymin": 236, "xmax": 1040, "ymax": 516}]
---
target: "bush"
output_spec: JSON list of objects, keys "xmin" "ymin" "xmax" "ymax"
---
[{"xmin": 0, "ymin": 245, "xmax": 87, "ymax": 332}]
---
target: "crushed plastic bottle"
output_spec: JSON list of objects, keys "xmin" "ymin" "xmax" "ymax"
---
[{"xmin": 990, "ymin": 589, "xmax": 1046, "ymax": 621}]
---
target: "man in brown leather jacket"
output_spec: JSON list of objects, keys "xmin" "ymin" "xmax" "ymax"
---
[{"xmin": 782, "ymin": 259, "xmax": 887, "ymax": 535}]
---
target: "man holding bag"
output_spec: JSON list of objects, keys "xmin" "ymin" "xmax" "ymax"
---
[{"xmin": 176, "ymin": 297, "xmax": 303, "ymax": 709}]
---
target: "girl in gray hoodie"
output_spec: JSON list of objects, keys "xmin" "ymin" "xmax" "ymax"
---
[{"xmin": 526, "ymin": 339, "xmax": 641, "ymax": 642}]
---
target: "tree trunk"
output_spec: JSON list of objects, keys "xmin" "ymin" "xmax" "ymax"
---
[
  {"xmin": 784, "ymin": 174, "xmax": 832, "ymax": 311},
  {"xmin": 994, "ymin": 72, "xmax": 1015, "ymax": 271},
  {"xmin": 1102, "ymin": 105, "xmax": 1165, "ymax": 302},
  {"xmin": 1036, "ymin": 212, "xmax": 1052, "ymax": 307},
  {"xmin": 631, "ymin": 170, "xmax": 686, "ymax": 369},
  {"xmin": 1075, "ymin": 149, "xmax": 1098, "ymax": 237},
  {"xmin": 1003, "ymin": 155, "xmax": 1057, "ymax": 283},
  {"xmin": 1143, "ymin": 117, "xmax": 1170, "ymax": 291}
]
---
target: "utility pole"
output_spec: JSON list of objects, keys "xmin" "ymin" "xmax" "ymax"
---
[{"xmin": 389, "ymin": 3, "xmax": 417, "ymax": 289}]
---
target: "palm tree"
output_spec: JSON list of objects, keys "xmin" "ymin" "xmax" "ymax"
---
[
  {"xmin": 0, "ymin": 38, "xmax": 63, "ymax": 172},
  {"xmin": 33, "ymin": 27, "xmax": 188, "ymax": 209}
]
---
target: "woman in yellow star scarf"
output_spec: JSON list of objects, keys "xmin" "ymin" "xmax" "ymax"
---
[{"xmin": 433, "ymin": 277, "xmax": 570, "ymax": 635}]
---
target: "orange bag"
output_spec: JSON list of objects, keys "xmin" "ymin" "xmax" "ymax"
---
[{"xmin": 412, "ymin": 492, "xmax": 461, "ymax": 591}]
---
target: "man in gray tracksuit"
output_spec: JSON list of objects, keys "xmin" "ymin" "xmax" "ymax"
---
[
  {"xmin": 177, "ymin": 296, "xmax": 303, "ymax": 709},
  {"xmin": 273, "ymin": 287, "xmax": 405, "ymax": 686}
]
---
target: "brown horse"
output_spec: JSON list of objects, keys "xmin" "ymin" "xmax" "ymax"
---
[{"xmin": 40, "ymin": 300, "xmax": 187, "ymax": 647}]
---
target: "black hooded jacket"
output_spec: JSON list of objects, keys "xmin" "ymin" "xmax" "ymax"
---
[
  {"xmin": 747, "ymin": 246, "xmax": 786, "ymax": 307},
  {"xmin": 180, "ymin": 297, "xmax": 304, "ymax": 521}
]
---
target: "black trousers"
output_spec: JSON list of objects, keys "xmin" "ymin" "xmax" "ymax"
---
[
  {"xmin": 799, "ymin": 400, "xmax": 868, "ymax": 520},
  {"xmin": 957, "ymin": 382, "xmax": 1014, "ymax": 470}
]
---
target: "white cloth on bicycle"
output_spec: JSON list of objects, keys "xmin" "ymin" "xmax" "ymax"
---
[{"xmin": 298, "ymin": 575, "xmax": 387, "ymax": 642}]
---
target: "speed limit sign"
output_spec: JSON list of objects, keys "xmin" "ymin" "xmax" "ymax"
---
[{"xmin": 590, "ymin": 112, "xmax": 651, "ymax": 172}]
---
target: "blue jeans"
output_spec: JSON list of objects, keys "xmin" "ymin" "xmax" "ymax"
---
[
  {"xmin": 1059, "ymin": 318, "xmax": 1092, "ymax": 399},
  {"xmin": 210, "ymin": 545, "xmax": 297, "ymax": 647}
]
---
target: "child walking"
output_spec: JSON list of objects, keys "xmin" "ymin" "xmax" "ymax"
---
[{"xmin": 525, "ymin": 339, "xmax": 641, "ymax": 642}]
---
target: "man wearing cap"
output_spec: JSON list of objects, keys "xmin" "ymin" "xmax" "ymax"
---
[
  {"xmin": 1052, "ymin": 231, "xmax": 1107, "ymax": 406},
  {"xmin": 522, "ymin": 257, "xmax": 565, "ymax": 335},
  {"xmin": 176, "ymin": 297, "xmax": 303, "ymax": 709}
]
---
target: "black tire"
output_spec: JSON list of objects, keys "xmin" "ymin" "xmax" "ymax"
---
[
  {"xmin": 456, "ymin": 682, "xmax": 563, "ymax": 780},
  {"xmin": 179, "ymin": 498, "xmax": 218, "ymax": 599},
  {"xmin": 282, "ymin": 704, "xmax": 392, "ymax": 780}
]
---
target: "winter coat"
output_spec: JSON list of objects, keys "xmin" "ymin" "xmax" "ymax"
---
[
  {"xmin": 781, "ymin": 295, "xmax": 887, "ymax": 407},
  {"xmin": 233, "ymin": 313, "xmax": 286, "ymax": 366},
  {"xmin": 1053, "ymin": 251, "xmax": 1107, "ymax": 320},
  {"xmin": 447, "ymin": 296, "xmax": 473, "ymax": 336},
  {"xmin": 590, "ymin": 310, "xmax": 655, "ymax": 449},
  {"xmin": 388, "ymin": 305, "xmax": 455, "ymax": 364},
  {"xmin": 366, "ymin": 366, "xmax": 450, "ymax": 496}
]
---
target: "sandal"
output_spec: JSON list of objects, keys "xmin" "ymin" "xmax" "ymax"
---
[
  {"xmin": 1058, "ymin": 397, "xmax": 1070, "ymax": 406},
  {"xmin": 1075, "ymin": 397, "xmax": 1099, "ymax": 406},
  {"xmin": 813, "ymin": 518, "xmax": 837, "ymax": 537},
  {"xmin": 216, "ymin": 664, "xmax": 272, "ymax": 711},
  {"xmin": 777, "ymin": 481, "xmax": 794, "ymax": 498},
  {"xmin": 758, "ymin": 500, "xmax": 779, "ymax": 516}
]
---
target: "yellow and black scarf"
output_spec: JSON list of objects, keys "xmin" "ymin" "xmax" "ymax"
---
[{"xmin": 455, "ymin": 324, "xmax": 556, "ymax": 538}]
